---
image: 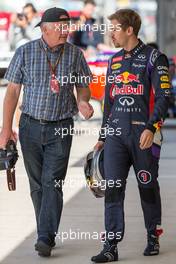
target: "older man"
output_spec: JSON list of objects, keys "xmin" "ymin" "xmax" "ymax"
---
[{"xmin": 0, "ymin": 7, "xmax": 93, "ymax": 257}]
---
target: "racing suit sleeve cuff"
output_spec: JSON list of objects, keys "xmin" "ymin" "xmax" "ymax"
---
[{"xmin": 145, "ymin": 124, "xmax": 157, "ymax": 134}]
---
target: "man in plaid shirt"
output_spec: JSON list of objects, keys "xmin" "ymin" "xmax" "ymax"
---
[{"xmin": 0, "ymin": 7, "xmax": 93, "ymax": 257}]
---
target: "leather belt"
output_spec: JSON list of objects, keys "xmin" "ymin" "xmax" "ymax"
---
[{"xmin": 23, "ymin": 114, "xmax": 72, "ymax": 125}]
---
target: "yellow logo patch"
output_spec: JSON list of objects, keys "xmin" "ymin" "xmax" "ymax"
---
[
  {"xmin": 161, "ymin": 83, "xmax": 170, "ymax": 89},
  {"xmin": 160, "ymin": 75, "xmax": 169, "ymax": 82},
  {"xmin": 111, "ymin": 63, "xmax": 122, "ymax": 70}
]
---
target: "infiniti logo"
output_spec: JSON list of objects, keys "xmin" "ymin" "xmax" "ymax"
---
[
  {"xmin": 138, "ymin": 54, "xmax": 146, "ymax": 59},
  {"xmin": 119, "ymin": 96, "xmax": 135, "ymax": 106}
]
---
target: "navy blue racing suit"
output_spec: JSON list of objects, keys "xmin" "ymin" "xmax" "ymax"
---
[{"xmin": 99, "ymin": 40, "xmax": 171, "ymax": 242}]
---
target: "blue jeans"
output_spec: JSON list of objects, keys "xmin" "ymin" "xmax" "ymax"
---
[{"xmin": 19, "ymin": 113, "xmax": 73, "ymax": 240}]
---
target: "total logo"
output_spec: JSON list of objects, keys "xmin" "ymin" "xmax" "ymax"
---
[
  {"xmin": 119, "ymin": 96, "xmax": 134, "ymax": 106},
  {"xmin": 110, "ymin": 83, "xmax": 144, "ymax": 99},
  {"xmin": 115, "ymin": 71, "xmax": 140, "ymax": 84}
]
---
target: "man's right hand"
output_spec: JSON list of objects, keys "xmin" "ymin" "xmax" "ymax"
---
[
  {"xmin": 94, "ymin": 141, "xmax": 104, "ymax": 151},
  {"xmin": 0, "ymin": 129, "xmax": 17, "ymax": 149}
]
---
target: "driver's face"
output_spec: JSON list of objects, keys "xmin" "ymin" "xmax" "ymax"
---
[{"xmin": 110, "ymin": 19, "xmax": 129, "ymax": 48}]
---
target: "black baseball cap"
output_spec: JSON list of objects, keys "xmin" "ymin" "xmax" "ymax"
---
[{"xmin": 35, "ymin": 7, "xmax": 70, "ymax": 27}]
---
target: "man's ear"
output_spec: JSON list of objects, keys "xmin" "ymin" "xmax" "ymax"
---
[
  {"xmin": 41, "ymin": 25, "xmax": 48, "ymax": 35},
  {"xmin": 127, "ymin": 26, "xmax": 134, "ymax": 36}
]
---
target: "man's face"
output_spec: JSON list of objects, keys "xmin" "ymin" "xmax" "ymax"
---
[
  {"xmin": 44, "ymin": 16, "xmax": 70, "ymax": 45},
  {"xmin": 110, "ymin": 19, "xmax": 130, "ymax": 48},
  {"xmin": 23, "ymin": 7, "xmax": 35, "ymax": 21},
  {"xmin": 83, "ymin": 3, "xmax": 95, "ymax": 19}
]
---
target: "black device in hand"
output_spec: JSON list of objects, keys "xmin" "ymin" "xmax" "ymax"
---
[
  {"xmin": 17, "ymin": 13, "xmax": 27, "ymax": 21},
  {"xmin": 0, "ymin": 140, "xmax": 18, "ymax": 191}
]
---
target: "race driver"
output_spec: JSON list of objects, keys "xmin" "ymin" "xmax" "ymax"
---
[{"xmin": 91, "ymin": 9, "xmax": 171, "ymax": 263}]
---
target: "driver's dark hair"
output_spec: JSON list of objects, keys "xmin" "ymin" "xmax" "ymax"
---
[{"xmin": 108, "ymin": 9, "xmax": 141, "ymax": 36}]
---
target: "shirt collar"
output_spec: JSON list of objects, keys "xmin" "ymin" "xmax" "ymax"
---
[
  {"xmin": 40, "ymin": 37, "xmax": 65, "ymax": 53},
  {"xmin": 123, "ymin": 39, "xmax": 145, "ymax": 59}
]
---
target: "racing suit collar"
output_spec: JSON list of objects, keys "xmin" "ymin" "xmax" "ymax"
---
[{"xmin": 123, "ymin": 39, "xmax": 145, "ymax": 59}]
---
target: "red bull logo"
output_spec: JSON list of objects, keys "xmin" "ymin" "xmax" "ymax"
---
[
  {"xmin": 110, "ymin": 84, "xmax": 144, "ymax": 99},
  {"xmin": 115, "ymin": 71, "xmax": 140, "ymax": 84},
  {"xmin": 153, "ymin": 121, "xmax": 163, "ymax": 130}
]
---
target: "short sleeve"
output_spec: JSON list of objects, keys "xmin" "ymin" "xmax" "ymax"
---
[
  {"xmin": 75, "ymin": 51, "xmax": 93, "ymax": 88},
  {"xmin": 4, "ymin": 47, "xmax": 24, "ymax": 84}
]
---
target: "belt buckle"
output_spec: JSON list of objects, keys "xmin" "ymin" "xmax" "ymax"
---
[
  {"xmin": 132, "ymin": 121, "xmax": 146, "ymax": 125},
  {"xmin": 39, "ymin": 119, "xmax": 47, "ymax": 125}
]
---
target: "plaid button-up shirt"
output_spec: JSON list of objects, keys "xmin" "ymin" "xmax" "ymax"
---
[{"xmin": 5, "ymin": 38, "xmax": 92, "ymax": 121}]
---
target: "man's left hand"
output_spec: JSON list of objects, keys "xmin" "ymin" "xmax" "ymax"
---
[
  {"xmin": 139, "ymin": 129, "xmax": 154, "ymax": 150},
  {"xmin": 78, "ymin": 101, "xmax": 94, "ymax": 120}
]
